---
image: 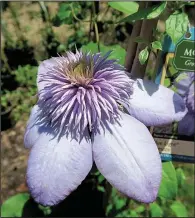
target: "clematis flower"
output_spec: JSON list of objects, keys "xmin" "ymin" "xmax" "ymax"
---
[
  {"xmin": 174, "ymin": 72, "xmax": 194, "ymax": 136},
  {"xmin": 24, "ymin": 50, "xmax": 187, "ymax": 206}
]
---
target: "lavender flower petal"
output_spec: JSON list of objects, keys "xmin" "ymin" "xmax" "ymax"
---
[
  {"xmin": 24, "ymin": 105, "xmax": 41, "ymax": 149},
  {"xmin": 186, "ymin": 82, "xmax": 194, "ymax": 113},
  {"xmin": 27, "ymin": 127, "xmax": 92, "ymax": 206},
  {"xmin": 124, "ymin": 79, "xmax": 187, "ymax": 126},
  {"xmin": 178, "ymin": 112, "xmax": 195, "ymax": 136},
  {"xmin": 92, "ymin": 112, "xmax": 162, "ymax": 203},
  {"xmin": 37, "ymin": 57, "xmax": 66, "ymax": 92},
  {"xmin": 174, "ymin": 72, "xmax": 194, "ymax": 96}
]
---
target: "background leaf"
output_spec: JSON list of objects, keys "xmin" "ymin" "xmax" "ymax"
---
[
  {"xmin": 120, "ymin": 2, "xmax": 167, "ymax": 23},
  {"xmin": 1, "ymin": 193, "xmax": 30, "ymax": 217},
  {"xmin": 1, "ymin": 193, "xmax": 49, "ymax": 217},
  {"xmin": 138, "ymin": 47, "xmax": 149, "ymax": 65},
  {"xmin": 176, "ymin": 168, "xmax": 186, "ymax": 188},
  {"xmin": 150, "ymin": 202, "xmax": 163, "ymax": 217},
  {"xmin": 52, "ymin": 2, "xmax": 81, "ymax": 26},
  {"xmin": 82, "ymin": 42, "xmax": 126, "ymax": 65},
  {"xmin": 108, "ymin": 2, "xmax": 139, "ymax": 15},
  {"xmin": 170, "ymin": 201, "xmax": 188, "ymax": 217},
  {"xmin": 158, "ymin": 162, "xmax": 178, "ymax": 200},
  {"xmin": 165, "ymin": 12, "xmax": 189, "ymax": 44},
  {"xmin": 151, "ymin": 41, "xmax": 162, "ymax": 50},
  {"xmin": 164, "ymin": 78, "xmax": 171, "ymax": 87}
]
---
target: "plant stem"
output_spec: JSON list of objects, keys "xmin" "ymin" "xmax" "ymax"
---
[
  {"xmin": 39, "ymin": 1, "xmax": 50, "ymax": 23},
  {"xmin": 94, "ymin": 22, "xmax": 100, "ymax": 52},
  {"xmin": 145, "ymin": 203, "xmax": 150, "ymax": 217},
  {"xmin": 88, "ymin": 8, "xmax": 93, "ymax": 41},
  {"xmin": 1, "ymin": 49, "xmax": 12, "ymax": 73},
  {"xmin": 70, "ymin": 4, "xmax": 90, "ymax": 23},
  {"xmin": 1, "ymin": 20, "xmax": 14, "ymax": 46},
  {"xmin": 92, "ymin": 2, "xmax": 100, "ymax": 52}
]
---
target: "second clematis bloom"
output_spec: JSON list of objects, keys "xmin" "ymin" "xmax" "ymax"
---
[
  {"xmin": 24, "ymin": 51, "xmax": 187, "ymax": 206},
  {"xmin": 174, "ymin": 72, "xmax": 194, "ymax": 136}
]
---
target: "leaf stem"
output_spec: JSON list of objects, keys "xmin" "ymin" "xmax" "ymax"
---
[
  {"xmin": 92, "ymin": 2, "xmax": 100, "ymax": 52},
  {"xmin": 70, "ymin": 4, "xmax": 90, "ymax": 23},
  {"xmin": 145, "ymin": 203, "xmax": 150, "ymax": 217},
  {"xmin": 88, "ymin": 8, "xmax": 93, "ymax": 41}
]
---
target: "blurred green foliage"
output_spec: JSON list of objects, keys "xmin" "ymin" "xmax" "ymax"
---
[
  {"xmin": 82, "ymin": 42, "xmax": 126, "ymax": 65},
  {"xmin": 1, "ymin": 193, "xmax": 30, "ymax": 217},
  {"xmin": 1, "ymin": 65, "xmax": 37, "ymax": 122},
  {"xmin": 158, "ymin": 162, "xmax": 178, "ymax": 200}
]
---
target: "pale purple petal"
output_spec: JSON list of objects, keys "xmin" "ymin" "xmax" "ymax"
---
[
  {"xmin": 174, "ymin": 72, "xmax": 194, "ymax": 96},
  {"xmin": 186, "ymin": 83, "xmax": 194, "ymax": 113},
  {"xmin": 92, "ymin": 112, "xmax": 162, "ymax": 203},
  {"xmin": 178, "ymin": 112, "xmax": 195, "ymax": 136},
  {"xmin": 27, "ymin": 128, "xmax": 92, "ymax": 206},
  {"xmin": 37, "ymin": 57, "xmax": 66, "ymax": 92},
  {"xmin": 24, "ymin": 105, "xmax": 40, "ymax": 149},
  {"xmin": 124, "ymin": 79, "xmax": 187, "ymax": 126}
]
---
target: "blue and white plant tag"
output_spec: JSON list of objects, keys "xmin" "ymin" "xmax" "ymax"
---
[{"xmin": 153, "ymin": 26, "xmax": 195, "ymax": 163}]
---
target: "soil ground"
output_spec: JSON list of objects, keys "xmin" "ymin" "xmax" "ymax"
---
[{"xmin": 1, "ymin": 119, "xmax": 29, "ymax": 203}]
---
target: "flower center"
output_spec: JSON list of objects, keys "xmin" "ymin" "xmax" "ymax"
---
[
  {"xmin": 67, "ymin": 59, "xmax": 93, "ymax": 86},
  {"xmin": 37, "ymin": 51, "xmax": 134, "ymax": 139}
]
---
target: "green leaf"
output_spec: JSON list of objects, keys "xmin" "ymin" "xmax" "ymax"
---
[
  {"xmin": 176, "ymin": 168, "xmax": 186, "ymax": 187},
  {"xmin": 115, "ymin": 199, "xmax": 126, "ymax": 210},
  {"xmin": 1, "ymin": 193, "xmax": 47, "ymax": 217},
  {"xmin": 115, "ymin": 211, "xmax": 129, "ymax": 217},
  {"xmin": 170, "ymin": 201, "xmax": 188, "ymax": 217},
  {"xmin": 130, "ymin": 211, "xmax": 139, "ymax": 217},
  {"xmin": 57, "ymin": 44, "xmax": 66, "ymax": 53},
  {"xmin": 98, "ymin": 174, "xmax": 105, "ymax": 184},
  {"xmin": 120, "ymin": 2, "xmax": 167, "ymax": 23},
  {"xmin": 164, "ymin": 78, "xmax": 171, "ymax": 87},
  {"xmin": 108, "ymin": 2, "xmax": 139, "ymax": 15},
  {"xmin": 81, "ymin": 42, "xmax": 126, "ymax": 65},
  {"xmin": 52, "ymin": 3, "xmax": 71, "ymax": 26},
  {"xmin": 81, "ymin": 42, "xmax": 99, "ymax": 53},
  {"xmin": 1, "ymin": 193, "xmax": 30, "ymax": 217},
  {"xmin": 138, "ymin": 47, "xmax": 149, "ymax": 65},
  {"xmin": 97, "ymin": 185, "xmax": 105, "ymax": 192},
  {"xmin": 151, "ymin": 41, "xmax": 163, "ymax": 50},
  {"xmin": 106, "ymin": 204, "xmax": 113, "ymax": 215},
  {"xmin": 52, "ymin": 2, "xmax": 81, "ymax": 26},
  {"xmin": 158, "ymin": 162, "xmax": 178, "ymax": 200},
  {"xmin": 38, "ymin": 205, "xmax": 52, "ymax": 216},
  {"xmin": 57, "ymin": 3, "xmax": 72, "ymax": 20},
  {"xmin": 135, "ymin": 205, "xmax": 145, "ymax": 213},
  {"xmin": 150, "ymin": 202, "xmax": 163, "ymax": 217},
  {"xmin": 166, "ymin": 12, "xmax": 189, "ymax": 44}
]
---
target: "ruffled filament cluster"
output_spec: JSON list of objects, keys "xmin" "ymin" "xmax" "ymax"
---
[{"xmin": 37, "ymin": 51, "xmax": 133, "ymax": 138}]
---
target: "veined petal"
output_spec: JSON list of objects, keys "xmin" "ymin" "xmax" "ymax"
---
[
  {"xmin": 24, "ymin": 105, "xmax": 41, "ymax": 149},
  {"xmin": 125, "ymin": 79, "xmax": 187, "ymax": 126},
  {"xmin": 186, "ymin": 82, "xmax": 194, "ymax": 113},
  {"xmin": 173, "ymin": 72, "xmax": 194, "ymax": 96},
  {"xmin": 37, "ymin": 57, "xmax": 65, "ymax": 92},
  {"xmin": 178, "ymin": 112, "xmax": 195, "ymax": 136},
  {"xmin": 27, "ymin": 128, "xmax": 92, "ymax": 206},
  {"xmin": 92, "ymin": 112, "xmax": 162, "ymax": 203}
]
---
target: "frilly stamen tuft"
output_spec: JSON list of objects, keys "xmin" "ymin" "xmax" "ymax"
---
[{"xmin": 37, "ymin": 50, "xmax": 134, "ymax": 139}]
